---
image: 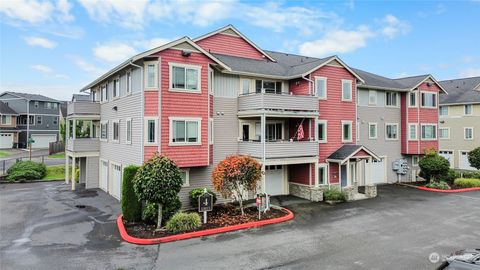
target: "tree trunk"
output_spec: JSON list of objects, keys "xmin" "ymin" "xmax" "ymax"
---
[
  {"xmin": 156, "ymin": 203, "xmax": 163, "ymax": 230},
  {"xmin": 238, "ymin": 195, "xmax": 244, "ymax": 215}
]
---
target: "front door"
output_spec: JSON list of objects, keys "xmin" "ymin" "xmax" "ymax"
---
[{"xmin": 341, "ymin": 165, "xmax": 347, "ymax": 187}]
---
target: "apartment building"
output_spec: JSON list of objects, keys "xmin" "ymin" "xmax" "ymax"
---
[
  {"xmin": 438, "ymin": 76, "xmax": 480, "ymax": 171},
  {"xmin": 0, "ymin": 101, "xmax": 19, "ymax": 148},
  {"xmin": 66, "ymin": 25, "xmax": 442, "ymax": 204}
]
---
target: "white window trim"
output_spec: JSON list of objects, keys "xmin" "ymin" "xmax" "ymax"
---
[
  {"xmin": 464, "ymin": 127, "xmax": 474, "ymax": 140},
  {"xmin": 341, "ymin": 79, "xmax": 353, "ymax": 101},
  {"xmin": 385, "ymin": 123, "xmax": 399, "ymax": 141},
  {"xmin": 113, "ymin": 76, "xmax": 120, "ymax": 99},
  {"xmin": 368, "ymin": 90, "xmax": 377, "ymax": 105},
  {"xmin": 420, "ymin": 91, "xmax": 437, "ymax": 109},
  {"xmin": 439, "ymin": 105, "xmax": 449, "ymax": 117},
  {"xmin": 421, "ymin": 123, "xmax": 438, "ymax": 140},
  {"xmin": 100, "ymin": 120, "xmax": 108, "ymax": 142},
  {"xmin": 208, "ymin": 67, "xmax": 214, "ymax": 95},
  {"xmin": 180, "ymin": 169, "xmax": 190, "ymax": 187},
  {"xmin": 408, "ymin": 91, "xmax": 418, "ymax": 108},
  {"xmin": 385, "ymin": 92, "xmax": 399, "ymax": 108},
  {"xmin": 209, "ymin": 118, "xmax": 214, "ymax": 145},
  {"xmin": 36, "ymin": 115, "xmax": 42, "ymax": 125},
  {"xmin": 317, "ymin": 163, "xmax": 328, "ymax": 186},
  {"xmin": 126, "ymin": 70, "xmax": 132, "ymax": 95},
  {"xmin": 341, "ymin": 120, "xmax": 353, "ymax": 143},
  {"xmin": 412, "ymin": 156, "xmax": 420, "ymax": 167},
  {"xmin": 464, "ymin": 104, "xmax": 473, "ymax": 116},
  {"xmin": 439, "ymin": 127, "xmax": 450, "ymax": 140},
  {"xmin": 111, "ymin": 119, "xmax": 120, "ymax": 143},
  {"xmin": 169, "ymin": 117, "xmax": 202, "ymax": 146},
  {"xmin": 100, "ymin": 83, "xmax": 108, "ymax": 104},
  {"xmin": 144, "ymin": 61, "xmax": 159, "ymax": 90},
  {"xmin": 144, "ymin": 117, "xmax": 159, "ymax": 146},
  {"xmin": 318, "ymin": 120, "xmax": 327, "ymax": 143},
  {"xmin": 169, "ymin": 62, "xmax": 202, "ymax": 93},
  {"xmin": 125, "ymin": 117, "xmax": 132, "ymax": 145},
  {"xmin": 408, "ymin": 123, "xmax": 418, "ymax": 141},
  {"xmin": 315, "ymin": 76, "xmax": 327, "ymax": 100},
  {"xmin": 368, "ymin": 122, "xmax": 378, "ymax": 139},
  {"xmin": 240, "ymin": 78, "xmax": 251, "ymax": 95},
  {"xmin": 34, "ymin": 101, "xmax": 39, "ymax": 108},
  {"xmin": 1, "ymin": 115, "xmax": 12, "ymax": 125}
]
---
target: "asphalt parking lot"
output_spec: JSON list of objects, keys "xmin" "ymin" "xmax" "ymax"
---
[{"xmin": 1, "ymin": 182, "xmax": 479, "ymax": 270}]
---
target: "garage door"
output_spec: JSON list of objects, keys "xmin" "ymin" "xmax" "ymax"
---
[
  {"xmin": 439, "ymin": 150, "xmax": 454, "ymax": 168},
  {"xmin": 0, "ymin": 133, "xmax": 13, "ymax": 149},
  {"xmin": 109, "ymin": 163, "xmax": 122, "ymax": 200},
  {"xmin": 265, "ymin": 165, "xmax": 285, "ymax": 196},
  {"xmin": 371, "ymin": 157, "xmax": 387, "ymax": 184},
  {"xmin": 31, "ymin": 134, "xmax": 56, "ymax": 148},
  {"xmin": 100, "ymin": 160, "xmax": 108, "ymax": 192},
  {"xmin": 459, "ymin": 151, "xmax": 476, "ymax": 171}
]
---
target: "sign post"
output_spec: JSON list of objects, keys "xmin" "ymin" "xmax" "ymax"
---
[
  {"xmin": 256, "ymin": 193, "xmax": 270, "ymax": 220},
  {"xmin": 27, "ymin": 137, "xmax": 35, "ymax": 161},
  {"xmin": 198, "ymin": 188, "xmax": 213, "ymax": 224}
]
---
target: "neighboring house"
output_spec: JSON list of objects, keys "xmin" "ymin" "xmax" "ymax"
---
[
  {"xmin": 438, "ymin": 76, "xmax": 480, "ymax": 171},
  {"xmin": 0, "ymin": 92, "xmax": 60, "ymax": 148},
  {"xmin": 66, "ymin": 25, "xmax": 441, "ymax": 205},
  {"xmin": 0, "ymin": 101, "xmax": 19, "ymax": 149}
]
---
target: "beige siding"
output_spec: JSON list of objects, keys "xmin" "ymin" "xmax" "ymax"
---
[
  {"xmin": 238, "ymin": 141, "xmax": 318, "ymax": 159},
  {"xmin": 66, "ymin": 138, "xmax": 100, "ymax": 152},
  {"xmin": 238, "ymin": 94, "xmax": 318, "ymax": 111},
  {"xmin": 86, "ymin": 156, "xmax": 99, "ymax": 189},
  {"xmin": 67, "ymin": 102, "xmax": 100, "ymax": 115}
]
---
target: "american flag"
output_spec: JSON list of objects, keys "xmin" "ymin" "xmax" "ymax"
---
[{"xmin": 297, "ymin": 124, "xmax": 304, "ymax": 140}]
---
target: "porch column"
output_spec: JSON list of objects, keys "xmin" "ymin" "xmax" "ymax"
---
[
  {"xmin": 65, "ymin": 155, "xmax": 69, "ymax": 184},
  {"xmin": 89, "ymin": 120, "xmax": 93, "ymax": 138},
  {"xmin": 261, "ymin": 113, "xmax": 266, "ymax": 193},
  {"xmin": 66, "ymin": 118, "xmax": 69, "ymax": 140},
  {"xmin": 314, "ymin": 118, "xmax": 318, "ymax": 142},
  {"xmin": 346, "ymin": 159, "xmax": 351, "ymax": 186},
  {"xmin": 72, "ymin": 119, "xmax": 76, "ymax": 139},
  {"xmin": 71, "ymin": 156, "xmax": 76, "ymax": 190},
  {"xmin": 314, "ymin": 162, "xmax": 319, "ymax": 187},
  {"xmin": 367, "ymin": 157, "xmax": 372, "ymax": 185}
]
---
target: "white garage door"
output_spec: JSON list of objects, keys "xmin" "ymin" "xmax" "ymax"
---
[
  {"xmin": 109, "ymin": 163, "xmax": 122, "ymax": 200},
  {"xmin": 459, "ymin": 151, "xmax": 476, "ymax": 171},
  {"xmin": 0, "ymin": 133, "xmax": 13, "ymax": 149},
  {"xmin": 439, "ymin": 150, "xmax": 454, "ymax": 168},
  {"xmin": 31, "ymin": 134, "xmax": 56, "ymax": 148},
  {"xmin": 371, "ymin": 158, "xmax": 387, "ymax": 184},
  {"xmin": 100, "ymin": 160, "xmax": 108, "ymax": 192},
  {"xmin": 265, "ymin": 165, "xmax": 285, "ymax": 196}
]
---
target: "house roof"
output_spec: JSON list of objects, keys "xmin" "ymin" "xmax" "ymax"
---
[
  {"xmin": 72, "ymin": 94, "xmax": 91, "ymax": 102},
  {"xmin": 439, "ymin": 76, "xmax": 480, "ymax": 105},
  {"xmin": 0, "ymin": 101, "xmax": 18, "ymax": 115},
  {"xmin": 353, "ymin": 68, "xmax": 408, "ymax": 91},
  {"xmin": 0, "ymin": 92, "xmax": 59, "ymax": 103},
  {"xmin": 59, "ymin": 101, "xmax": 68, "ymax": 117},
  {"xmin": 326, "ymin": 145, "xmax": 380, "ymax": 163}
]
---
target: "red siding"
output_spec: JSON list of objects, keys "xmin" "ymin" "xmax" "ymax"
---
[
  {"xmin": 144, "ymin": 91, "xmax": 158, "ymax": 116},
  {"xmin": 288, "ymin": 118, "xmax": 312, "ymax": 140},
  {"xmin": 329, "ymin": 163, "xmax": 339, "ymax": 184},
  {"xmin": 353, "ymin": 149, "xmax": 370, "ymax": 157},
  {"xmin": 288, "ymin": 164, "xmax": 310, "ymax": 185},
  {"xmin": 289, "ymin": 78, "xmax": 310, "ymax": 95},
  {"xmin": 196, "ymin": 33, "xmax": 265, "ymax": 60},
  {"xmin": 144, "ymin": 146, "xmax": 157, "ymax": 161}
]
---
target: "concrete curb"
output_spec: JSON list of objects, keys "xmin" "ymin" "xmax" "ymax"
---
[
  {"xmin": 398, "ymin": 183, "xmax": 480, "ymax": 193},
  {"xmin": 0, "ymin": 179, "xmax": 64, "ymax": 184},
  {"xmin": 117, "ymin": 207, "xmax": 294, "ymax": 245}
]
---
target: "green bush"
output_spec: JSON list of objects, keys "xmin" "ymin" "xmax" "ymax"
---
[
  {"xmin": 189, "ymin": 188, "xmax": 217, "ymax": 209},
  {"xmin": 323, "ymin": 189, "xmax": 347, "ymax": 202},
  {"xmin": 438, "ymin": 169, "xmax": 460, "ymax": 185},
  {"xmin": 454, "ymin": 178, "xmax": 480, "ymax": 188},
  {"xmin": 165, "ymin": 212, "xmax": 201, "ymax": 234},
  {"xmin": 6, "ymin": 161, "xmax": 47, "ymax": 181},
  {"xmin": 121, "ymin": 165, "xmax": 142, "ymax": 222},
  {"xmin": 462, "ymin": 171, "xmax": 480, "ymax": 179},
  {"xmin": 418, "ymin": 152, "xmax": 450, "ymax": 182},
  {"xmin": 468, "ymin": 147, "xmax": 480, "ymax": 170},
  {"xmin": 142, "ymin": 197, "xmax": 182, "ymax": 224},
  {"xmin": 426, "ymin": 181, "xmax": 450, "ymax": 190}
]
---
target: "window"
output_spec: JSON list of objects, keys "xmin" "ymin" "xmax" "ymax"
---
[
  {"xmin": 341, "ymin": 80, "xmax": 352, "ymax": 101},
  {"xmin": 34, "ymin": 101, "xmax": 39, "ymax": 108},
  {"xmin": 36, "ymin": 115, "xmax": 42, "ymax": 125},
  {"xmin": 53, "ymin": 103, "xmax": 58, "ymax": 110},
  {"xmin": 386, "ymin": 92, "xmax": 399, "ymax": 107},
  {"xmin": 315, "ymin": 77, "xmax": 327, "ymax": 99},
  {"xmin": 464, "ymin": 127, "xmax": 473, "ymax": 140},
  {"xmin": 113, "ymin": 78, "xmax": 119, "ymax": 98},
  {"xmin": 255, "ymin": 80, "xmax": 282, "ymax": 94},
  {"xmin": 409, "ymin": 92, "xmax": 417, "ymax": 107},
  {"xmin": 1, "ymin": 115, "xmax": 11, "ymax": 125},
  {"xmin": 342, "ymin": 121, "xmax": 352, "ymax": 142},
  {"xmin": 439, "ymin": 106, "xmax": 448, "ymax": 116},
  {"xmin": 368, "ymin": 123, "xmax": 377, "ymax": 139},
  {"xmin": 318, "ymin": 165, "xmax": 327, "ymax": 185},
  {"xmin": 408, "ymin": 124, "xmax": 418, "ymax": 140},
  {"xmin": 368, "ymin": 90, "xmax": 377, "ymax": 105},
  {"xmin": 208, "ymin": 68, "xmax": 214, "ymax": 94},
  {"xmin": 439, "ymin": 128, "xmax": 449, "ymax": 139},
  {"xmin": 464, "ymin": 104, "xmax": 473, "ymax": 115},
  {"xmin": 209, "ymin": 118, "xmax": 214, "ymax": 144},
  {"xmin": 170, "ymin": 118, "xmax": 201, "ymax": 145},
  {"xmin": 112, "ymin": 120, "xmax": 119, "ymax": 142},
  {"xmin": 318, "ymin": 120, "xmax": 327, "ymax": 143},
  {"xmin": 412, "ymin": 156, "xmax": 420, "ymax": 166},
  {"xmin": 145, "ymin": 62, "xmax": 158, "ymax": 89},
  {"xmin": 266, "ymin": 123, "xmax": 283, "ymax": 141},
  {"xmin": 101, "ymin": 85, "xmax": 108, "ymax": 102},
  {"xmin": 29, "ymin": 115, "xmax": 34, "ymax": 125},
  {"xmin": 241, "ymin": 79, "xmax": 250, "ymax": 95},
  {"xmin": 421, "ymin": 92, "xmax": 437, "ymax": 108},
  {"xmin": 170, "ymin": 64, "xmax": 201, "ymax": 92},
  {"xmin": 179, "ymin": 170, "xmax": 189, "ymax": 187},
  {"xmin": 126, "ymin": 71, "xmax": 132, "ymax": 94},
  {"xmin": 385, "ymin": 123, "xmax": 399, "ymax": 140},
  {"xmin": 100, "ymin": 121, "xmax": 108, "ymax": 140},
  {"xmin": 53, "ymin": 116, "xmax": 58, "ymax": 125},
  {"xmin": 421, "ymin": 124, "xmax": 437, "ymax": 140},
  {"xmin": 145, "ymin": 117, "xmax": 158, "ymax": 145},
  {"xmin": 126, "ymin": 118, "xmax": 132, "ymax": 144}
]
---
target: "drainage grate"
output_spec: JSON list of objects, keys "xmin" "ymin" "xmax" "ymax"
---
[{"xmin": 75, "ymin": 205, "xmax": 86, "ymax": 209}]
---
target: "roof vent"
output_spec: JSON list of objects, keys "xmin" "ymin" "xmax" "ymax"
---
[
  {"xmin": 181, "ymin": 50, "xmax": 192, "ymax": 57},
  {"xmin": 427, "ymin": 82, "xmax": 432, "ymax": 87}
]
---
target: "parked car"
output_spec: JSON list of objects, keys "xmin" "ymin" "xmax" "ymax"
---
[{"xmin": 437, "ymin": 249, "xmax": 480, "ymax": 269}]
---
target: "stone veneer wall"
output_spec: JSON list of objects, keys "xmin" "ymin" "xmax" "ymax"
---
[{"xmin": 289, "ymin": 183, "xmax": 327, "ymax": 202}]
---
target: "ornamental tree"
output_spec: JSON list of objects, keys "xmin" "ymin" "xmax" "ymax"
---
[
  {"xmin": 468, "ymin": 147, "xmax": 480, "ymax": 170},
  {"xmin": 212, "ymin": 155, "xmax": 262, "ymax": 215},
  {"xmin": 418, "ymin": 151, "xmax": 450, "ymax": 182},
  {"xmin": 133, "ymin": 153, "xmax": 183, "ymax": 229}
]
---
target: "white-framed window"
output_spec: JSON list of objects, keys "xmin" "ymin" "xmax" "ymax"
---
[
  {"xmin": 318, "ymin": 164, "xmax": 327, "ymax": 185},
  {"xmin": 341, "ymin": 120, "xmax": 352, "ymax": 142},
  {"xmin": 385, "ymin": 123, "xmax": 399, "ymax": 140},
  {"xmin": 409, "ymin": 91, "xmax": 417, "ymax": 107},
  {"xmin": 464, "ymin": 127, "xmax": 474, "ymax": 140},
  {"xmin": 169, "ymin": 63, "xmax": 201, "ymax": 92},
  {"xmin": 112, "ymin": 120, "xmax": 119, "ymax": 142},
  {"xmin": 125, "ymin": 118, "xmax": 132, "ymax": 144},
  {"xmin": 386, "ymin": 92, "xmax": 399, "ymax": 107},
  {"xmin": 29, "ymin": 115, "xmax": 34, "ymax": 125},
  {"xmin": 315, "ymin": 77, "xmax": 327, "ymax": 99},
  {"xmin": 341, "ymin": 80, "xmax": 352, "ymax": 101},
  {"xmin": 113, "ymin": 78, "xmax": 119, "ymax": 98},
  {"xmin": 368, "ymin": 122, "xmax": 377, "ymax": 139},
  {"xmin": 421, "ymin": 92, "xmax": 437, "ymax": 108},
  {"xmin": 169, "ymin": 117, "xmax": 201, "ymax": 145},
  {"xmin": 208, "ymin": 118, "xmax": 214, "ymax": 145},
  {"xmin": 1, "ymin": 115, "xmax": 11, "ymax": 125},
  {"xmin": 34, "ymin": 101, "xmax": 39, "ymax": 108},
  {"xmin": 53, "ymin": 103, "xmax": 58, "ymax": 110},
  {"xmin": 318, "ymin": 120, "xmax": 327, "ymax": 143},
  {"xmin": 208, "ymin": 67, "xmax": 214, "ymax": 95},
  {"xmin": 53, "ymin": 116, "xmax": 58, "ymax": 125},
  {"xmin": 126, "ymin": 71, "xmax": 132, "ymax": 94},
  {"xmin": 439, "ymin": 106, "xmax": 448, "ymax": 116},
  {"xmin": 145, "ymin": 61, "xmax": 158, "ymax": 89},
  {"xmin": 255, "ymin": 80, "xmax": 282, "ymax": 94},
  {"xmin": 144, "ymin": 117, "xmax": 158, "ymax": 145},
  {"xmin": 101, "ymin": 84, "xmax": 108, "ymax": 102},
  {"xmin": 464, "ymin": 104, "xmax": 473, "ymax": 115},
  {"xmin": 100, "ymin": 121, "xmax": 108, "ymax": 140},
  {"xmin": 37, "ymin": 115, "xmax": 42, "ymax": 125},
  {"xmin": 368, "ymin": 90, "xmax": 377, "ymax": 105},
  {"xmin": 439, "ymin": 128, "xmax": 450, "ymax": 139},
  {"xmin": 408, "ymin": 124, "xmax": 418, "ymax": 140},
  {"xmin": 412, "ymin": 156, "xmax": 420, "ymax": 166},
  {"xmin": 421, "ymin": 124, "xmax": 437, "ymax": 140},
  {"xmin": 241, "ymin": 79, "xmax": 250, "ymax": 95},
  {"xmin": 179, "ymin": 169, "xmax": 190, "ymax": 187}
]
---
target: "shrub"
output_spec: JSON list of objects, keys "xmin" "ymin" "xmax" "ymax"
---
[
  {"xmin": 467, "ymin": 147, "xmax": 480, "ymax": 170},
  {"xmin": 462, "ymin": 171, "xmax": 480, "ymax": 179},
  {"xmin": 165, "ymin": 212, "xmax": 201, "ymax": 234},
  {"xmin": 189, "ymin": 188, "xmax": 217, "ymax": 209},
  {"xmin": 418, "ymin": 152, "xmax": 450, "ymax": 182},
  {"xmin": 426, "ymin": 181, "xmax": 450, "ymax": 190},
  {"xmin": 121, "ymin": 165, "xmax": 142, "ymax": 222},
  {"xmin": 6, "ymin": 161, "xmax": 47, "ymax": 181},
  {"xmin": 141, "ymin": 197, "xmax": 182, "ymax": 224},
  {"xmin": 438, "ymin": 169, "xmax": 460, "ymax": 185},
  {"xmin": 323, "ymin": 189, "xmax": 347, "ymax": 202},
  {"xmin": 454, "ymin": 178, "xmax": 480, "ymax": 188}
]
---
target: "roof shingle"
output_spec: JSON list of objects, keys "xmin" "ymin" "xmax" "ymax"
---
[{"xmin": 439, "ymin": 77, "xmax": 480, "ymax": 104}]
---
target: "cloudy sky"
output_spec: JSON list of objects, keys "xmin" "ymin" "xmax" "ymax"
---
[{"xmin": 1, "ymin": 0, "xmax": 479, "ymax": 101}]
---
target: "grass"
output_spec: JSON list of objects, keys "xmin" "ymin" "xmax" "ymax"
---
[
  {"xmin": 48, "ymin": 152, "xmax": 65, "ymax": 159},
  {"xmin": 0, "ymin": 151, "xmax": 12, "ymax": 157},
  {"xmin": 42, "ymin": 165, "xmax": 65, "ymax": 181}
]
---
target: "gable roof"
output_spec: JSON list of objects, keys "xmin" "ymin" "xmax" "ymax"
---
[
  {"xmin": 355, "ymin": 70, "xmax": 447, "ymax": 93},
  {"xmin": 0, "ymin": 92, "xmax": 59, "ymax": 103},
  {"xmin": 439, "ymin": 76, "xmax": 480, "ymax": 105},
  {"xmin": 326, "ymin": 145, "xmax": 380, "ymax": 163},
  {"xmin": 72, "ymin": 94, "xmax": 91, "ymax": 102},
  {"xmin": 0, "ymin": 101, "xmax": 18, "ymax": 115}
]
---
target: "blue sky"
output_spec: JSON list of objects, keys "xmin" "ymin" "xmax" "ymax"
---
[{"xmin": 1, "ymin": 0, "xmax": 479, "ymax": 101}]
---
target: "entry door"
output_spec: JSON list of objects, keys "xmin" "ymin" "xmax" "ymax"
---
[
  {"xmin": 439, "ymin": 151, "xmax": 454, "ymax": 168},
  {"xmin": 100, "ymin": 161, "xmax": 108, "ymax": 192},
  {"xmin": 340, "ymin": 165, "xmax": 347, "ymax": 187},
  {"xmin": 0, "ymin": 133, "xmax": 13, "ymax": 148},
  {"xmin": 459, "ymin": 151, "xmax": 475, "ymax": 170},
  {"xmin": 242, "ymin": 124, "xmax": 250, "ymax": 141},
  {"xmin": 265, "ymin": 165, "xmax": 285, "ymax": 195}
]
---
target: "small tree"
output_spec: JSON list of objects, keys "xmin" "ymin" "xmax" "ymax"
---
[
  {"xmin": 212, "ymin": 155, "xmax": 262, "ymax": 215},
  {"xmin": 121, "ymin": 165, "xmax": 142, "ymax": 222},
  {"xmin": 133, "ymin": 153, "xmax": 183, "ymax": 229},
  {"xmin": 468, "ymin": 147, "xmax": 480, "ymax": 170},
  {"xmin": 418, "ymin": 151, "xmax": 450, "ymax": 182}
]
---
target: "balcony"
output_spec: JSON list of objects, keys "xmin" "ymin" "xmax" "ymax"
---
[
  {"xmin": 67, "ymin": 101, "xmax": 100, "ymax": 116},
  {"xmin": 238, "ymin": 93, "xmax": 318, "ymax": 113},
  {"xmin": 66, "ymin": 138, "xmax": 100, "ymax": 153},
  {"xmin": 238, "ymin": 140, "xmax": 318, "ymax": 159}
]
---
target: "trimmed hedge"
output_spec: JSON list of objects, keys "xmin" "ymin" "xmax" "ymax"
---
[
  {"xmin": 426, "ymin": 181, "xmax": 450, "ymax": 190},
  {"xmin": 6, "ymin": 161, "xmax": 47, "ymax": 181},
  {"xmin": 454, "ymin": 178, "xmax": 480, "ymax": 188},
  {"xmin": 189, "ymin": 188, "xmax": 217, "ymax": 209},
  {"xmin": 121, "ymin": 165, "xmax": 142, "ymax": 222},
  {"xmin": 165, "ymin": 212, "xmax": 201, "ymax": 233},
  {"xmin": 323, "ymin": 189, "xmax": 347, "ymax": 202},
  {"xmin": 462, "ymin": 171, "xmax": 480, "ymax": 179},
  {"xmin": 142, "ymin": 197, "xmax": 182, "ymax": 224}
]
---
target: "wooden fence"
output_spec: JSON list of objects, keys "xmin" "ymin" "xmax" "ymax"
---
[{"xmin": 49, "ymin": 141, "xmax": 65, "ymax": 155}]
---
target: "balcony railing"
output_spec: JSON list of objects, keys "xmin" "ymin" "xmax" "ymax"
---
[
  {"xmin": 66, "ymin": 138, "xmax": 100, "ymax": 152},
  {"xmin": 67, "ymin": 101, "xmax": 100, "ymax": 116},
  {"xmin": 238, "ymin": 140, "xmax": 318, "ymax": 159},
  {"xmin": 238, "ymin": 93, "xmax": 318, "ymax": 112}
]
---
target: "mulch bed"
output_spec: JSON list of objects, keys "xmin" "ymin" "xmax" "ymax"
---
[
  {"xmin": 123, "ymin": 204, "xmax": 288, "ymax": 239},
  {"xmin": 400, "ymin": 181, "xmax": 467, "ymax": 190}
]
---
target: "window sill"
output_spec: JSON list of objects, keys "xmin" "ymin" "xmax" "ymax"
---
[
  {"xmin": 341, "ymin": 99, "xmax": 353, "ymax": 102},
  {"xmin": 144, "ymin": 88, "xmax": 159, "ymax": 91},
  {"xmin": 368, "ymin": 137, "xmax": 377, "ymax": 140},
  {"xmin": 169, "ymin": 142, "xmax": 202, "ymax": 146},
  {"xmin": 100, "ymin": 139, "xmax": 108, "ymax": 142},
  {"xmin": 385, "ymin": 138, "xmax": 399, "ymax": 141},
  {"xmin": 408, "ymin": 138, "xmax": 419, "ymax": 141},
  {"xmin": 342, "ymin": 140, "xmax": 353, "ymax": 143},
  {"xmin": 144, "ymin": 142, "xmax": 158, "ymax": 146},
  {"xmin": 420, "ymin": 106, "xmax": 437, "ymax": 109},
  {"xmin": 318, "ymin": 141, "xmax": 327, "ymax": 144},
  {"xmin": 169, "ymin": 88, "xmax": 202, "ymax": 94},
  {"xmin": 421, "ymin": 138, "xmax": 437, "ymax": 141}
]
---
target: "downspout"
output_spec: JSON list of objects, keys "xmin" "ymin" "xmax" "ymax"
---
[
  {"xmin": 26, "ymin": 99, "xmax": 30, "ymax": 144},
  {"xmin": 157, "ymin": 56, "xmax": 161, "ymax": 155},
  {"xmin": 129, "ymin": 60, "xmax": 144, "ymax": 163},
  {"xmin": 302, "ymin": 74, "xmax": 314, "ymax": 96}
]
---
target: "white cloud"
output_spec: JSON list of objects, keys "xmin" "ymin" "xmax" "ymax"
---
[
  {"xmin": 137, "ymin": 38, "xmax": 172, "ymax": 50},
  {"xmin": 395, "ymin": 72, "xmax": 410, "ymax": 78},
  {"xmin": 73, "ymin": 57, "xmax": 105, "ymax": 77},
  {"xmin": 30, "ymin": 64, "xmax": 53, "ymax": 73},
  {"xmin": 78, "ymin": 0, "xmax": 149, "ymax": 29},
  {"xmin": 459, "ymin": 68, "xmax": 480, "ymax": 78},
  {"xmin": 0, "ymin": 0, "xmax": 54, "ymax": 23},
  {"xmin": 380, "ymin": 14, "xmax": 410, "ymax": 39},
  {"xmin": 24, "ymin": 36, "xmax": 57, "ymax": 48},
  {"xmin": 93, "ymin": 42, "xmax": 137, "ymax": 63},
  {"xmin": 299, "ymin": 26, "xmax": 374, "ymax": 57},
  {"xmin": 57, "ymin": 0, "xmax": 74, "ymax": 22}
]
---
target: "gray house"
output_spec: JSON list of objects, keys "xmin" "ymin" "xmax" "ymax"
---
[{"xmin": 0, "ymin": 92, "xmax": 60, "ymax": 148}]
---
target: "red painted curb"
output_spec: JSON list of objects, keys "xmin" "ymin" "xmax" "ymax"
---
[
  {"xmin": 117, "ymin": 208, "xmax": 294, "ymax": 245},
  {"xmin": 416, "ymin": 186, "xmax": 480, "ymax": 193}
]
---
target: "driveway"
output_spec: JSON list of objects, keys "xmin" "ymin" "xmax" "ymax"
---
[{"xmin": 0, "ymin": 182, "xmax": 479, "ymax": 270}]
